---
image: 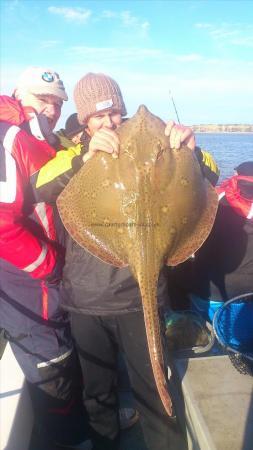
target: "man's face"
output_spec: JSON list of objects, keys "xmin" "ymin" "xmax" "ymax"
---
[
  {"xmin": 19, "ymin": 92, "xmax": 63, "ymax": 131},
  {"xmin": 86, "ymin": 110, "xmax": 122, "ymax": 137}
]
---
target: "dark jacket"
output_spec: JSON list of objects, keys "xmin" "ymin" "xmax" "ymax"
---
[
  {"xmin": 33, "ymin": 133, "xmax": 219, "ymax": 315},
  {"xmin": 192, "ymin": 196, "xmax": 253, "ymax": 300},
  {"xmin": 170, "ymin": 176, "xmax": 253, "ymax": 301},
  {"xmin": 61, "ymin": 237, "xmax": 169, "ymax": 314}
]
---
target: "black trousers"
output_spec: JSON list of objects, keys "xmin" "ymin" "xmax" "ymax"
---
[{"xmin": 70, "ymin": 310, "xmax": 187, "ymax": 450}]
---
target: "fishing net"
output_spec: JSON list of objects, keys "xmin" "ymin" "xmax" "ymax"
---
[{"xmin": 213, "ymin": 293, "xmax": 253, "ymax": 375}]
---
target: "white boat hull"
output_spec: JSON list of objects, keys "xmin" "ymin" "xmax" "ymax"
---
[{"xmin": 0, "ymin": 343, "xmax": 33, "ymax": 450}]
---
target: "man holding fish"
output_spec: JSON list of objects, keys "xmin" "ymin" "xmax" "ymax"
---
[{"xmin": 34, "ymin": 72, "xmax": 219, "ymax": 450}]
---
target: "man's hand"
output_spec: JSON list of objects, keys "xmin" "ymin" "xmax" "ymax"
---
[
  {"xmin": 165, "ymin": 120, "xmax": 195, "ymax": 151},
  {"xmin": 83, "ymin": 129, "xmax": 120, "ymax": 163}
]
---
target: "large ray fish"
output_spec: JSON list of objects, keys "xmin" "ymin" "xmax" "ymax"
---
[{"xmin": 57, "ymin": 105, "xmax": 218, "ymax": 416}]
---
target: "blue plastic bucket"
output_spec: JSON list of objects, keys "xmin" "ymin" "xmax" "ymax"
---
[{"xmin": 190, "ymin": 294, "xmax": 224, "ymax": 323}]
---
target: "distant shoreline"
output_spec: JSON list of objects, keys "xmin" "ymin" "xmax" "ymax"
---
[
  {"xmin": 194, "ymin": 131, "xmax": 253, "ymax": 134},
  {"xmin": 191, "ymin": 125, "xmax": 253, "ymax": 133}
]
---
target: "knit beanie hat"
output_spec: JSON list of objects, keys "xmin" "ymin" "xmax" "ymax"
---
[
  {"xmin": 74, "ymin": 73, "xmax": 127, "ymax": 124},
  {"xmin": 65, "ymin": 113, "xmax": 84, "ymax": 138}
]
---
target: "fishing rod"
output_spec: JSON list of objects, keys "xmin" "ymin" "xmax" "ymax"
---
[{"xmin": 169, "ymin": 90, "xmax": 181, "ymax": 124}]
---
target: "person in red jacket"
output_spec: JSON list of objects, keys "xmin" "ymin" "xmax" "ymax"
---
[{"xmin": 0, "ymin": 67, "xmax": 92, "ymax": 449}]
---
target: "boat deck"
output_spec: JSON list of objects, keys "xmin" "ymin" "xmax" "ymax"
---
[
  {"xmin": 1, "ymin": 340, "xmax": 148, "ymax": 450},
  {"xmin": 2, "ymin": 337, "xmax": 253, "ymax": 450}
]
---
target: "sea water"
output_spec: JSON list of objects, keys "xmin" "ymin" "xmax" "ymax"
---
[{"xmin": 196, "ymin": 133, "xmax": 253, "ymax": 182}]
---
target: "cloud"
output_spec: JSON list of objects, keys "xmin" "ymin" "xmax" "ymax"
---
[
  {"xmin": 3, "ymin": 57, "xmax": 252, "ymax": 127},
  {"xmin": 66, "ymin": 46, "xmax": 206, "ymax": 67},
  {"xmin": 100, "ymin": 9, "xmax": 150, "ymax": 36},
  {"xmin": 65, "ymin": 46, "xmax": 253, "ymax": 86},
  {"xmin": 230, "ymin": 36, "xmax": 253, "ymax": 48},
  {"xmin": 39, "ymin": 40, "xmax": 60, "ymax": 49},
  {"xmin": 2, "ymin": 40, "xmax": 253, "ymax": 127},
  {"xmin": 47, "ymin": 6, "xmax": 149, "ymax": 36},
  {"xmin": 176, "ymin": 53, "xmax": 202, "ymax": 62},
  {"xmin": 61, "ymin": 45, "xmax": 253, "ymax": 120},
  {"xmin": 121, "ymin": 10, "xmax": 138, "ymax": 27},
  {"xmin": 101, "ymin": 10, "xmax": 117, "ymax": 19},
  {"xmin": 195, "ymin": 23, "xmax": 212, "ymax": 29},
  {"xmin": 48, "ymin": 6, "xmax": 91, "ymax": 23},
  {"xmin": 141, "ymin": 21, "xmax": 150, "ymax": 32},
  {"xmin": 6, "ymin": 0, "xmax": 20, "ymax": 11},
  {"xmin": 195, "ymin": 22, "xmax": 253, "ymax": 48},
  {"xmin": 120, "ymin": 10, "xmax": 150, "ymax": 35},
  {"xmin": 68, "ymin": 46, "xmax": 163, "ymax": 64}
]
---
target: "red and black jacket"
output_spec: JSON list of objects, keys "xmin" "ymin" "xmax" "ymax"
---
[{"xmin": 0, "ymin": 95, "xmax": 62, "ymax": 280}]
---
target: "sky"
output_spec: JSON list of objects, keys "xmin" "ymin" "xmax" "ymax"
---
[{"xmin": 1, "ymin": 0, "xmax": 253, "ymax": 128}]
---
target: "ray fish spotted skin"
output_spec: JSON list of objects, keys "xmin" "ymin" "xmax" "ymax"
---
[{"xmin": 57, "ymin": 105, "xmax": 218, "ymax": 416}]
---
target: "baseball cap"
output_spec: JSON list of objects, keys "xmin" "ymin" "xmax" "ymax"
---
[{"xmin": 15, "ymin": 66, "xmax": 68, "ymax": 101}]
